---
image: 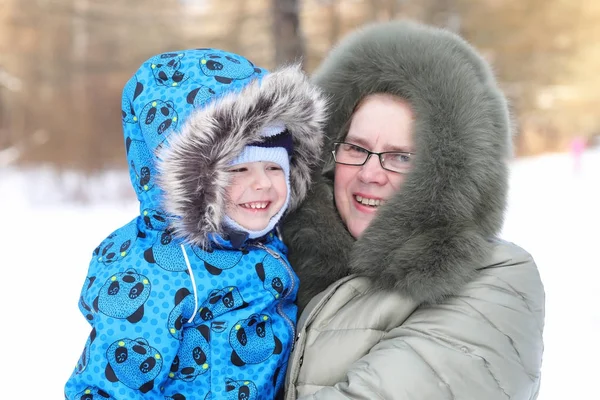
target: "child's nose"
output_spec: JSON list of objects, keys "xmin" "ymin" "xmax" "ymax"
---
[{"xmin": 252, "ymin": 170, "xmax": 272, "ymax": 190}]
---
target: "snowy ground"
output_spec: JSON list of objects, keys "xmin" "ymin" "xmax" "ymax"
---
[
  {"xmin": 500, "ymin": 149, "xmax": 600, "ymax": 400},
  {"xmin": 1, "ymin": 149, "xmax": 598, "ymax": 399}
]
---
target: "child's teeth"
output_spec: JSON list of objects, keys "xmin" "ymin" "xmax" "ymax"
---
[{"xmin": 243, "ymin": 202, "xmax": 268, "ymax": 209}]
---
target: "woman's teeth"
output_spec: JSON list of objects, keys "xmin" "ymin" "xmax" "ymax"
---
[
  {"xmin": 355, "ymin": 195, "xmax": 383, "ymax": 207},
  {"xmin": 241, "ymin": 202, "xmax": 269, "ymax": 209}
]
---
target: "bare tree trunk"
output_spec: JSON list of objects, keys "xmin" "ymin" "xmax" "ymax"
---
[
  {"xmin": 224, "ymin": 0, "xmax": 248, "ymax": 54},
  {"xmin": 369, "ymin": 0, "xmax": 380, "ymax": 21},
  {"xmin": 327, "ymin": 0, "xmax": 340, "ymax": 48},
  {"xmin": 271, "ymin": 0, "xmax": 305, "ymax": 68},
  {"xmin": 386, "ymin": 0, "xmax": 401, "ymax": 19},
  {"xmin": 426, "ymin": 0, "xmax": 461, "ymax": 32},
  {"xmin": 72, "ymin": 0, "xmax": 93, "ymax": 169}
]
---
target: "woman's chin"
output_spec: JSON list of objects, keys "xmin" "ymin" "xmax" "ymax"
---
[{"xmin": 348, "ymin": 219, "xmax": 372, "ymax": 239}]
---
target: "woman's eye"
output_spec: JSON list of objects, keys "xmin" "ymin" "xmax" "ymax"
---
[
  {"xmin": 345, "ymin": 144, "xmax": 366, "ymax": 154},
  {"xmin": 393, "ymin": 154, "xmax": 411, "ymax": 163}
]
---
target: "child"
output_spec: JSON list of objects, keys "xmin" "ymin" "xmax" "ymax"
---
[{"xmin": 64, "ymin": 48, "xmax": 326, "ymax": 400}]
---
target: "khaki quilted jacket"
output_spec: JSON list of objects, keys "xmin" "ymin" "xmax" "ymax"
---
[{"xmin": 284, "ymin": 240, "xmax": 545, "ymax": 399}]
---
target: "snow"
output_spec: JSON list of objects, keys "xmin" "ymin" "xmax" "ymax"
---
[
  {"xmin": 1, "ymin": 148, "xmax": 598, "ymax": 399},
  {"xmin": 500, "ymin": 149, "xmax": 600, "ymax": 400}
]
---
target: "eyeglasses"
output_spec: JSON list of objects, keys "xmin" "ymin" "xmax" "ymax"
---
[{"xmin": 332, "ymin": 142, "xmax": 415, "ymax": 174}]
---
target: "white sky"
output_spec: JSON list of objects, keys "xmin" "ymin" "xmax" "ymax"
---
[{"xmin": 1, "ymin": 148, "xmax": 598, "ymax": 399}]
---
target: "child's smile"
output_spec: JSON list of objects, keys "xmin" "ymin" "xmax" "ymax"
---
[
  {"xmin": 239, "ymin": 201, "xmax": 271, "ymax": 210},
  {"xmin": 226, "ymin": 161, "xmax": 288, "ymax": 232}
]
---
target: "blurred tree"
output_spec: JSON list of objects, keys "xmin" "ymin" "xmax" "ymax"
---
[
  {"xmin": 460, "ymin": 0, "xmax": 595, "ymax": 155},
  {"xmin": 181, "ymin": 0, "xmax": 274, "ymax": 69},
  {"xmin": 272, "ymin": 0, "xmax": 305, "ymax": 66},
  {"xmin": 556, "ymin": 1, "xmax": 600, "ymax": 147},
  {"xmin": 1, "ymin": 0, "xmax": 188, "ymax": 170},
  {"xmin": 1, "ymin": 0, "xmax": 599, "ymax": 170}
]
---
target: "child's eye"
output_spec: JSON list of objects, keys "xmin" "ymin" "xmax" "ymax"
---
[
  {"xmin": 267, "ymin": 165, "xmax": 282, "ymax": 171},
  {"xmin": 228, "ymin": 167, "xmax": 247, "ymax": 173}
]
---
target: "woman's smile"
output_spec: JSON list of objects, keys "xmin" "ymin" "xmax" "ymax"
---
[{"xmin": 352, "ymin": 194, "xmax": 384, "ymax": 212}]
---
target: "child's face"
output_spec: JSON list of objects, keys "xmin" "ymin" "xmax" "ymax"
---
[{"xmin": 226, "ymin": 161, "xmax": 288, "ymax": 232}]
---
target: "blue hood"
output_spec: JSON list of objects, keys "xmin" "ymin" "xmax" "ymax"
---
[
  {"xmin": 121, "ymin": 49, "xmax": 327, "ymax": 247},
  {"xmin": 122, "ymin": 49, "xmax": 266, "ymax": 216}
]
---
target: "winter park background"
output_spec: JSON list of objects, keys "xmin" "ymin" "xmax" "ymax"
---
[
  {"xmin": 0, "ymin": 147, "xmax": 597, "ymax": 399},
  {"xmin": 2, "ymin": 0, "xmax": 600, "ymax": 398}
]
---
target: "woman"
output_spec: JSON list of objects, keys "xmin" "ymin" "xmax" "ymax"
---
[{"xmin": 282, "ymin": 20, "xmax": 545, "ymax": 399}]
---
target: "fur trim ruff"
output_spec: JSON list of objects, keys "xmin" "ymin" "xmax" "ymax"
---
[
  {"xmin": 283, "ymin": 20, "xmax": 513, "ymax": 307},
  {"xmin": 158, "ymin": 65, "xmax": 328, "ymax": 248}
]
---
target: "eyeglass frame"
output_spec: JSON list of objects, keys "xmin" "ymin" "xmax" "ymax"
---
[{"xmin": 331, "ymin": 141, "xmax": 415, "ymax": 174}]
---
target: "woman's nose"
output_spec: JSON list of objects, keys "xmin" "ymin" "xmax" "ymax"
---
[{"xmin": 357, "ymin": 154, "xmax": 387, "ymax": 184}]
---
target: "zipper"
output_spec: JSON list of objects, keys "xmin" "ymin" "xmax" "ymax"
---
[{"xmin": 251, "ymin": 242, "xmax": 297, "ymax": 351}]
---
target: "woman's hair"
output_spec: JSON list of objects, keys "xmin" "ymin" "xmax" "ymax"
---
[{"xmin": 337, "ymin": 93, "xmax": 414, "ymax": 142}]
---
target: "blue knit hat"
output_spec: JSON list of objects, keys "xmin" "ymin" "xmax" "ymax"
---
[{"xmin": 224, "ymin": 122, "xmax": 293, "ymax": 239}]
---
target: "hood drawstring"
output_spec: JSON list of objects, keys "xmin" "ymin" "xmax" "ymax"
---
[{"xmin": 180, "ymin": 244, "xmax": 199, "ymax": 323}]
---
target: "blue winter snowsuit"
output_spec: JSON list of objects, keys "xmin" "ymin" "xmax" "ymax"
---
[{"xmin": 64, "ymin": 48, "xmax": 327, "ymax": 400}]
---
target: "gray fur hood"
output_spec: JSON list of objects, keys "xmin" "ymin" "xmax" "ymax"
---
[
  {"xmin": 283, "ymin": 20, "xmax": 513, "ymax": 307},
  {"xmin": 158, "ymin": 65, "xmax": 328, "ymax": 248}
]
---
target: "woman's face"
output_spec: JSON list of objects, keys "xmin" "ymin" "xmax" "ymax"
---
[{"xmin": 334, "ymin": 94, "xmax": 414, "ymax": 238}]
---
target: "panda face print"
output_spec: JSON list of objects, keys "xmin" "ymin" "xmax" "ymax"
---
[
  {"xmin": 121, "ymin": 77, "xmax": 144, "ymax": 124},
  {"xmin": 165, "ymin": 394, "xmax": 188, "ymax": 400},
  {"xmin": 141, "ymin": 209, "xmax": 168, "ymax": 231},
  {"xmin": 192, "ymin": 246, "xmax": 248, "ymax": 276},
  {"xmin": 79, "ymin": 276, "xmax": 96, "ymax": 322},
  {"xmin": 105, "ymin": 338, "xmax": 163, "ymax": 394},
  {"xmin": 198, "ymin": 50, "xmax": 261, "ymax": 84},
  {"xmin": 94, "ymin": 222, "xmax": 141, "ymax": 266},
  {"xmin": 169, "ymin": 325, "xmax": 211, "ymax": 382},
  {"xmin": 74, "ymin": 387, "xmax": 115, "ymax": 399},
  {"xmin": 255, "ymin": 254, "xmax": 293, "ymax": 299},
  {"xmin": 149, "ymin": 52, "xmax": 189, "ymax": 87},
  {"xmin": 139, "ymin": 99, "xmax": 178, "ymax": 151},
  {"xmin": 94, "ymin": 269, "xmax": 151, "ymax": 324},
  {"xmin": 186, "ymin": 85, "xmax": 216, "ymax": 108},
  {"xmin": 197, "ymin": 286, "xmax": 248, "ymax": 322},
  {"xmin": 126, "ymin": 136, "xmax": 155, "ymax": 194},
  {"xmin": 167, "ymin": 288, "xmax": 196, "ymax": 340},
  {"xmin": 224, "ymin": 378, "xmax": 258, "ymax": 400},
  {"xmin": 143, "ymin": 228, "xmax": 188, "ymax": 272},
  {"xmin": 229, "ymin": 314, "xmax": 282, "ymax": 366},
  {"xmin": 75, "ymin": 327, "xmax": 96, "ymax": 375}
]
